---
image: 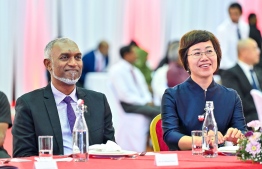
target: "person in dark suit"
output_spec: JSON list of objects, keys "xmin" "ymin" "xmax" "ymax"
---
[
  {"xmin": 0, "ymin": 91, "xmax": 12, "ymax": 158},
  {"xmin": 78, "ymin": 41, "xmax": 109, "ymax": 87},
  {"xmin": 12, "ymin": 38, "xmax": 115, "ymax": 157},
  {"xmin": 221, "ymin": 38, "xmax": 261, "ymax": 123},
  {"xmin": 161, "ymin": 30, "xmax": 246, "ymax": 151}
]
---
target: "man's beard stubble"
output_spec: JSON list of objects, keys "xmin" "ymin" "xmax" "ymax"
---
[{"xmin": 52, "ymin": 71, "xmax": 80, "ymax": 85}]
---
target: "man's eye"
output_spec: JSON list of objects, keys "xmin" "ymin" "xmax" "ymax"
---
[
  {"xmin": 194, "ymin": 52, "xmax": 201, "ymax": 56},
  {"xmin": 75, "ymin": 55, "xmax": 82, "ymax": 60},
  {"xmin": 60, "ymin": 55, "xmax": 68, "ymax": 59}
]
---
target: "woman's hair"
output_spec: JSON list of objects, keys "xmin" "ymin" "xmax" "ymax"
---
[{"xmin": 178, "ymin": 30, "xmax": 222, "ymax": 73}]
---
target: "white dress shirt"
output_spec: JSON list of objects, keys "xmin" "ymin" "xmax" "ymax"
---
[
  {"xmin": 217, "ymin": 18, "xmax": 249, "ymax": 70},
  {"xmin": 94, "ymin": 50, "xmax": 106, "ymax": 72},
  {"xmin": 151, "ymin": 65, "xmax": 168, "ymax": 106},
  {"xmin": 109, "ymin": 59, "xmax": 152, "ymax": 105},
  {"xmin": 238, "ymin": 60, "xmax": 260, "ymax": 87},
  {"xmin": 51, "ymin": 82, "xmax": 78, "ymax": 155}
]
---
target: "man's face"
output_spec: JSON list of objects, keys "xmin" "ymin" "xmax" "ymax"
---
[
  {"xmin": 100, "ymin": 44, "xmax": 109, "ymax": 56},
  {"xmin": 47, "ymin": 41, "xmax": 83, "ymax": 85},
  {"xmin": 126, "ymin": 47, "xmax": 137, "ymax": 64},
  {"xmin": 229, "ymin": 8, "xmax": 241, "ymax": 23}
]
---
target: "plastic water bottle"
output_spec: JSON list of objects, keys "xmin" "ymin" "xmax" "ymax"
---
[
  {"xmin": 72, "ymin": 101, "xmax": 89, "ymax": 162},
  {"xmin": 202, "ymin": 101, "xmax": 218, "ymax": 158}
]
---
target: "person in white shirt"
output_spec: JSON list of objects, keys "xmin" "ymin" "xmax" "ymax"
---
[
  {"xmin": 216, "ymin": 2, "xmax": 249, "ymax": 72},
  {"xmin": 109, "ymin": 45, "xmax": 160, "ymax": 120},
  {"xmin": 221, "ymin": 38, "xmax": 262, "ymax": 123}
]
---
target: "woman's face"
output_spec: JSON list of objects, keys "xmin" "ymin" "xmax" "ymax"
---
[{"xmin": 187, "ymin": 40, "xmax": 217, "ymax": 80}]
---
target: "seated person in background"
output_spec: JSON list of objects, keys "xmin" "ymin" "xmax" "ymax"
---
[
  {"xmin": 152, "ymin": 41, "xmax": 188, "ymax": 106},
  {"xmin": 109, "ymin": 45, "xmax": 160, "ymax": 121},
  {"xmin": 161, "ymin": 30, "xmax": 247, "ymax": 151},
  {"xmin": 221, "ymin": 38, "xmax": 261, "ymax": 123},
  {"xmin": 166, "ymin": 41, "xmax": 189, "ymax": 88},
  {"xmin": 0, "ymin": 91, "xmax": 12, "ymax": 158},
  {"xmin": 12, "ymin": 37, "xmax": 115, "ymax": 157},
  {"xmin": 130, "ymin": 41, "xmax": 153, "ymax": 92},
  {"xmin": 78, "ymin": 40, "xmax": 109, "ymax": 87}
]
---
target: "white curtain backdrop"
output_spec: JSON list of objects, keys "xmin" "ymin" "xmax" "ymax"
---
[{"xmin": 0, "ymin": 0, "xmax": 259, "ymax": 102}]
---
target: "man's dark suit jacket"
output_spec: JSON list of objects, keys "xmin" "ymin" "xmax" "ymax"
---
[
  {"xmin": 79, "ymin": 50, "xmax": 109, "ymax": 86},
  {"xmin": 12, "ymin": 83, "xmax": 115, "ymax": 157},
  {"xmin": 221, "ymin": 64, "xmax": 262, "ymax": 123}
]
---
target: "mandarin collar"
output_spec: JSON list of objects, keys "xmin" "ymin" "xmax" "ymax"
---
[{"xmin": 186, "ymin": 76, "xmax": 217, "ymax": 92}]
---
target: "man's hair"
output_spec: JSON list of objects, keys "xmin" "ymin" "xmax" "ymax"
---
[
  {"xmin": 179, "ymin": 30, "xmax": 222, "ymax": 73},
  {"xmin": 228, "ymin": 2, "xmax": 242, "ymax": 14},
  {"xmin": 248, "ymin": 13, "xmax": 256, "ymax": 21},
  {"xmin": 44, "ymin": 37, "xmax": 76, "ymax": 59},
  {"xmin": 119, "ymin": 45, "xmax": 133, "ymax": 58},
  {"xmin": 97, "ymin": 41, "xmax": 108, "ymax": 49}
]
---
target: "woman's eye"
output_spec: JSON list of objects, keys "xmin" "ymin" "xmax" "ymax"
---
[{"xmin": 194, "ymin": 52, "xmax": 201, "ymax": 56}]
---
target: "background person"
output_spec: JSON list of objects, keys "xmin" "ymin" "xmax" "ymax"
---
[
  {"xmin": 0, "ymin": 91, "xmax": 12, "ymax": 158},
  {"xmin": 78, "ymin": 41, "xmax": 109, "ymax": 87},
  {"xmin": 221, "ymin": 38, "xmax": 261, "ymax": 123}
]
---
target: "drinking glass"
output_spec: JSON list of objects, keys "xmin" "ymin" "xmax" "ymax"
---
[
  {"xmin": 191, "ymin": 130, "xmax": 202, "ymax": 155},
  {"xmin": 38, "ymin": 136, "xmax": 53, "ymax": 160}
]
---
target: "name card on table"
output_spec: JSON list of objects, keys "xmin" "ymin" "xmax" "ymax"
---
[
  {"xmin": 154, "ymin": 154, "xmax": 179, "ymax": 166},
  {"xmin": 34, "ymin": 161, "xmax": 58, "ymax": 169}
]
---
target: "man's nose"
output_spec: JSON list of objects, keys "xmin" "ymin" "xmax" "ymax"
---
[{"xmin": 68, "ymin": 57, "xmax": 77, "ymax": 66}]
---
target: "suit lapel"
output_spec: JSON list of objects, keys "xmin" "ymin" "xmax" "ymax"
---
[
  {"xmin": 43, "ymin": 84, "xmax": 64, "ymax": 155},
  {"xmin": 254, "ymin": 67, "xmax": 262, "ymax": 89},
  {"xmin": 235, "ymin": 64, "xmax": 253, "ymax": 90}
]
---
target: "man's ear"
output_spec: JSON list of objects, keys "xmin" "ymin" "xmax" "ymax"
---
[{"xmin": 44, "ymin": 59, "xmax": 52, "ymax": 71}]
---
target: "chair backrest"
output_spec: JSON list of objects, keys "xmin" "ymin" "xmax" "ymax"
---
[
  {"xmin": 150, "ymin": 114, "xmax": 169, "ymax": 152},
  {"xmin": 250, "ymin": 89, "xmax": 262, "ymax": 122}
]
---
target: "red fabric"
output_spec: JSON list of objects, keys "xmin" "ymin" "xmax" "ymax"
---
[
  {"xmin": 6, "ymin": 151, "xmax": 262, "ymax": 169},
  {"xmin": 156, "ymin": 119, "xmax": 169, "ymax": 151}
]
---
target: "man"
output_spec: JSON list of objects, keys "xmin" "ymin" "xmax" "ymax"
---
[
  {"xmin": 217, "ymin": 2, "xmax": 249, "ymax": 73},
  {"xmin": 151, "ymin": 41, "xmax": 188, "ymax": 106},
  {"xmin": 12, "ymin": 38, "xmax": 115, "ymax": 157},
  {"xmin": 129, "ymin": 41, "xmax": 152, "ymax": 89},
  {"xmin": 248, "ymin": 13, "xmax": 262, "ymax": 67},
  {"xmin": 0, "ymin": 91, "xmax": 12, "ymax": 158},
  {"xmin": 221, "ymin": 38, "xmax": 262, "ymax": 123},
  {"xmin": 109, "ymin": 45, "xmax": 160, "ymax": 121},
  {"xmin": 78, "ymin": 41, "xmax": 109, "ymax": 87}
]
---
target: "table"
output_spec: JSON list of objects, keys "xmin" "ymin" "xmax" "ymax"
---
[{"xmin": 5, "ymin": 151, "xmax": 262, "ymax": 169}]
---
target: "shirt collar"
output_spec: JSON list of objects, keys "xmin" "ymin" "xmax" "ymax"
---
[
  {"xmin": 121, "ymin": 59, "xmax": 135, "ymax": 69},
  {"xmin": 51, "ymin": 82, "xmax": 78, "ymax": 105},
  {"xmin": 95, "ymin": 49, "xmax": 104, "ymax": 57},
  {"xmin": 238, "ymin": 60, "xmax": 253, "ymax": 71},
  {"xmin": 186, "ymin": 76, "xmax": 216, "ymax": 91}
]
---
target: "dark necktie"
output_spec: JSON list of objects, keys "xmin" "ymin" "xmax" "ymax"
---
[
  {"xmin": 250, "ymin": 69, "xmax": 259, "ymax": 90},
  {"xmin": 237, "ymin": 26, "xmax": 241, "ymax": 40},
  {"xmin": 63, "ymin": 96, "xmax": 76, "ymax": 132}
]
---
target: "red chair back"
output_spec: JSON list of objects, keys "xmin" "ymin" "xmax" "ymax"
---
[{"xmin": 150, "ymin": 114, "xmax": 169, "ymax": 151}]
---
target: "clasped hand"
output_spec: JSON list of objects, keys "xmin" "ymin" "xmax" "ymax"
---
[{"xmin": 218, "ymin": 128, "xmax": 243, "ymax": 145}]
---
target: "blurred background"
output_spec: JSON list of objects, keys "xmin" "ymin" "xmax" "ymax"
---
[{"xmin": 0, "ymin": 0, "xmax": 261, "ymax": 103}]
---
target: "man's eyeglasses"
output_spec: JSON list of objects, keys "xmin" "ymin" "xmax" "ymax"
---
[{"xmin": 188, "ymin": 49, "xmax": 215, "ymax": 58}]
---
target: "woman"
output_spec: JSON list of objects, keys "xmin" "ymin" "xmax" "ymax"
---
[{"xmin": 161, "ymin": 30, "xmax": 247, "ymax": 151}]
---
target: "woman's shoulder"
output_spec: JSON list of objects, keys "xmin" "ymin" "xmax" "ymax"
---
[
  {"xmin": 215, "ymin": 83, "xmax": 238, "ymax": 96},
  {"xmin": 164, "ymin": 81, "xmax": 188, "ymax": 94}
]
